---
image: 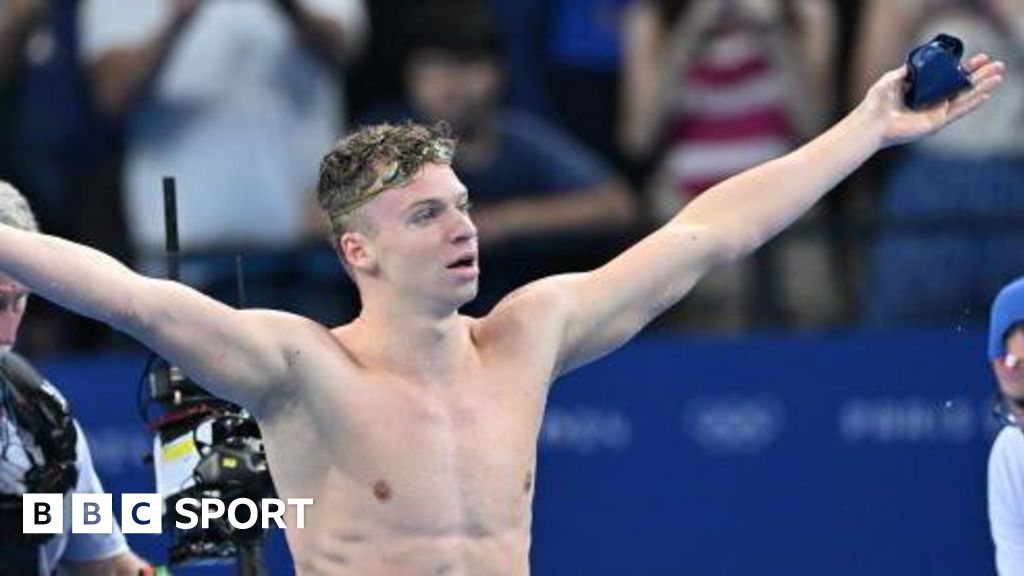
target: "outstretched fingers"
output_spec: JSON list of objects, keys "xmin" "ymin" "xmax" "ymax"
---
[
  {"xmin": 968, "ymin": 59, "xmax": 1005, "ymax": 87},
  {"xmin": 948, "ymin": 60, "xmax": 1005, "ymax": 121},
  {"xmin": 963, "ymin": 53, "xmax": 991, "ymax": 74}
]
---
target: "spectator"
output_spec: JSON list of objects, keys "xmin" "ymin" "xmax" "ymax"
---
[
  {"xmin": 1, "ymin": 0, "xmax": 109, "ymax": 239},
  {"xmin": 1, "ymin": 0, "xmax": 121, "ymax": 354},
  {"xmin": 620, "ymin": 0, "xmax": 838, "ymax": 330},
  {"xmin": 78, "ymin": 0, "xmax": 368, "ymax": 322},
  {"xmin": 987, "ymin": 276, "xmax": 1024, "ymax": 576}
]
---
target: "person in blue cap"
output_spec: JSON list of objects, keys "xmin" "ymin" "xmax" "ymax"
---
[{"xmin": 988, "ymin": 276, "xmax": 1024, "ymax": 576}]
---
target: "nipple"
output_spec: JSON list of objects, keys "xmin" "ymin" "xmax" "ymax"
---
[{"xmin": 373, "ymin": 480, "xmax": 392, "ymax": 502}]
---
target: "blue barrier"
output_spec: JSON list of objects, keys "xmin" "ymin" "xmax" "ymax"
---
[{"xmin": 38, "ymin": 330, "xmax": 997, "ymax": 575}]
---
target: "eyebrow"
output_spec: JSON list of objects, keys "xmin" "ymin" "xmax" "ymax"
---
[{"xmin": 402, "ymin": 190, "xmax": 470, "ymax": 215}]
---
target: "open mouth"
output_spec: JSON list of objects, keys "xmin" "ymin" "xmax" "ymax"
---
[{"xmin": 446, "ymin": 255, "xmax": 477, "ymax": 270}]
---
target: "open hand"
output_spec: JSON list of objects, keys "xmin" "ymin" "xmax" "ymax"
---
[{"xmin": 863, "ymin": 54, "xmax": 1005, "ymax": 148}]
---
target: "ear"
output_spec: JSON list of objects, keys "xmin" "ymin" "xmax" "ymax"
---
[{"xmin": 338, "ymin": 231, "xmax": 375, "ymax": 273}]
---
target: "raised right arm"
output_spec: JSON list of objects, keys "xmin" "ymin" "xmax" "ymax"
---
[{"xmin": 0, "ymin": 223, "xmax": 299, "ymax": 411}]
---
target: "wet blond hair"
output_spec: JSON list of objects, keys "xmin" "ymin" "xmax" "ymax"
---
[{"xmin": 317, "ymin": 122, "xmax": 456, "ymax": 239}]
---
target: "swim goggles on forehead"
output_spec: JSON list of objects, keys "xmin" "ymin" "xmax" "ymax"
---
[{"xmin": 334, "ymin": 141, "xmax": 454, "ymax": 218}]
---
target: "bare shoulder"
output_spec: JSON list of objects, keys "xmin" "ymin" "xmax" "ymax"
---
[
  {"xmin": 234, "ymin": 308, "xmax": 356, "ymax": 375},
  {"xmin": 471, "ymin": 274, "xmax": 582, "ymax": 364},
  {"xmin": 259, "ymin": 310, "xmax": 361, "ymax": 367},
  {"xmin": 239, "ymin": 308, "xmax": 339, "ymax": 348}
]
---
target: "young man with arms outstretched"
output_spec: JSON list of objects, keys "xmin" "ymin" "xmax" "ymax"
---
[{"xmin": 0, "ymin": 57, "xmax": 1005, "ymax": 574}]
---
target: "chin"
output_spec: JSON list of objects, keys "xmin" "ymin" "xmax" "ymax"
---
[
  {"xmin": 456, "ymin": 286, "xmax": 479, "ymax": 306},
  {"xmin": 450, "ymin": 283, "xmax": 479, "ymax": 309}
]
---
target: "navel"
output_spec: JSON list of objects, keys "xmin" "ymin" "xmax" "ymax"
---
[{"xmin": 522, "ymin": 471, "xmax": 533, "ymax": 494}]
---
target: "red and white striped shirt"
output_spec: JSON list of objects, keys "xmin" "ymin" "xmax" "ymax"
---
[{"xmin": 662, "ymin": 22, "xmax": 796, "ymax": 197}]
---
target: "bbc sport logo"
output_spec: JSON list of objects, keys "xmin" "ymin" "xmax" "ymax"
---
[{"xmin": 23, "ymin": 493, "xmax": 313, "ymax": 534}]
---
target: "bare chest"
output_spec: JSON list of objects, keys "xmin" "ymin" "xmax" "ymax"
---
[
  {"xmin": 269, "ymin": 365, "xmax": 550, "ymax": 538},
  {"xmin": 359, "ymin": 375, "xmax": 542, "ymax": 520}
]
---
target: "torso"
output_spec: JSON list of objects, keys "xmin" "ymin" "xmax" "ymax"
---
[{"xmin": 254, "ymin": 314, "xmax": 555, "ymax": 575}]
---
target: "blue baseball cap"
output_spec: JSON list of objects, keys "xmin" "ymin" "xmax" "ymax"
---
[{"xmin": 989, "ymin": 277, "xmax": 1024, "ymax": 360}]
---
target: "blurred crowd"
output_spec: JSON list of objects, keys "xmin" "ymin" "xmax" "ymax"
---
[{"xmin": 1, "ymin": 0, "xmax": 1023, "ymax": 356}]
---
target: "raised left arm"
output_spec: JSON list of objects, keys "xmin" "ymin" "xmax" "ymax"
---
[{"xmin": 540, "ymin": 56, "xmax": 1003, "ymax": 375}]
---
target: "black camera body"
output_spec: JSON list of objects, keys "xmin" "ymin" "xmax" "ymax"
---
[{"xmin": 147, "ymin": 359, "xmax": 273, "ymax": 566}]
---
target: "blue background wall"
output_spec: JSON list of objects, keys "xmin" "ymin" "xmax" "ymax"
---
[{"xmin": 39, "ymin": 329, "xmax": 998, "ymax": 575}]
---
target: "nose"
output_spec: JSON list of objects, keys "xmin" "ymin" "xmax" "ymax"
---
[{"xmin": 447, "ymin": 208, "xmax": 477, "ymax": 245}]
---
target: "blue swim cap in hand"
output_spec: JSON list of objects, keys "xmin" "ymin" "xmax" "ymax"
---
[{"xmin": 904, "ymin": 33, "xmax": 972, "ymax": 109}]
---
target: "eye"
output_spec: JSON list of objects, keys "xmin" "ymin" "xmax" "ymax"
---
[
  {"xmin": 458, "ymin": 200, "xmax": 473, "ymax": 213},
  {"xmin": 411, "ymin": 205, "xmax": 440, "ymax": 224}
]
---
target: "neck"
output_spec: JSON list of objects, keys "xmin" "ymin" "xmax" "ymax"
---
[{"xmin": 347, "ymin": 291, "xmax": 472, "ymax": 380}]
